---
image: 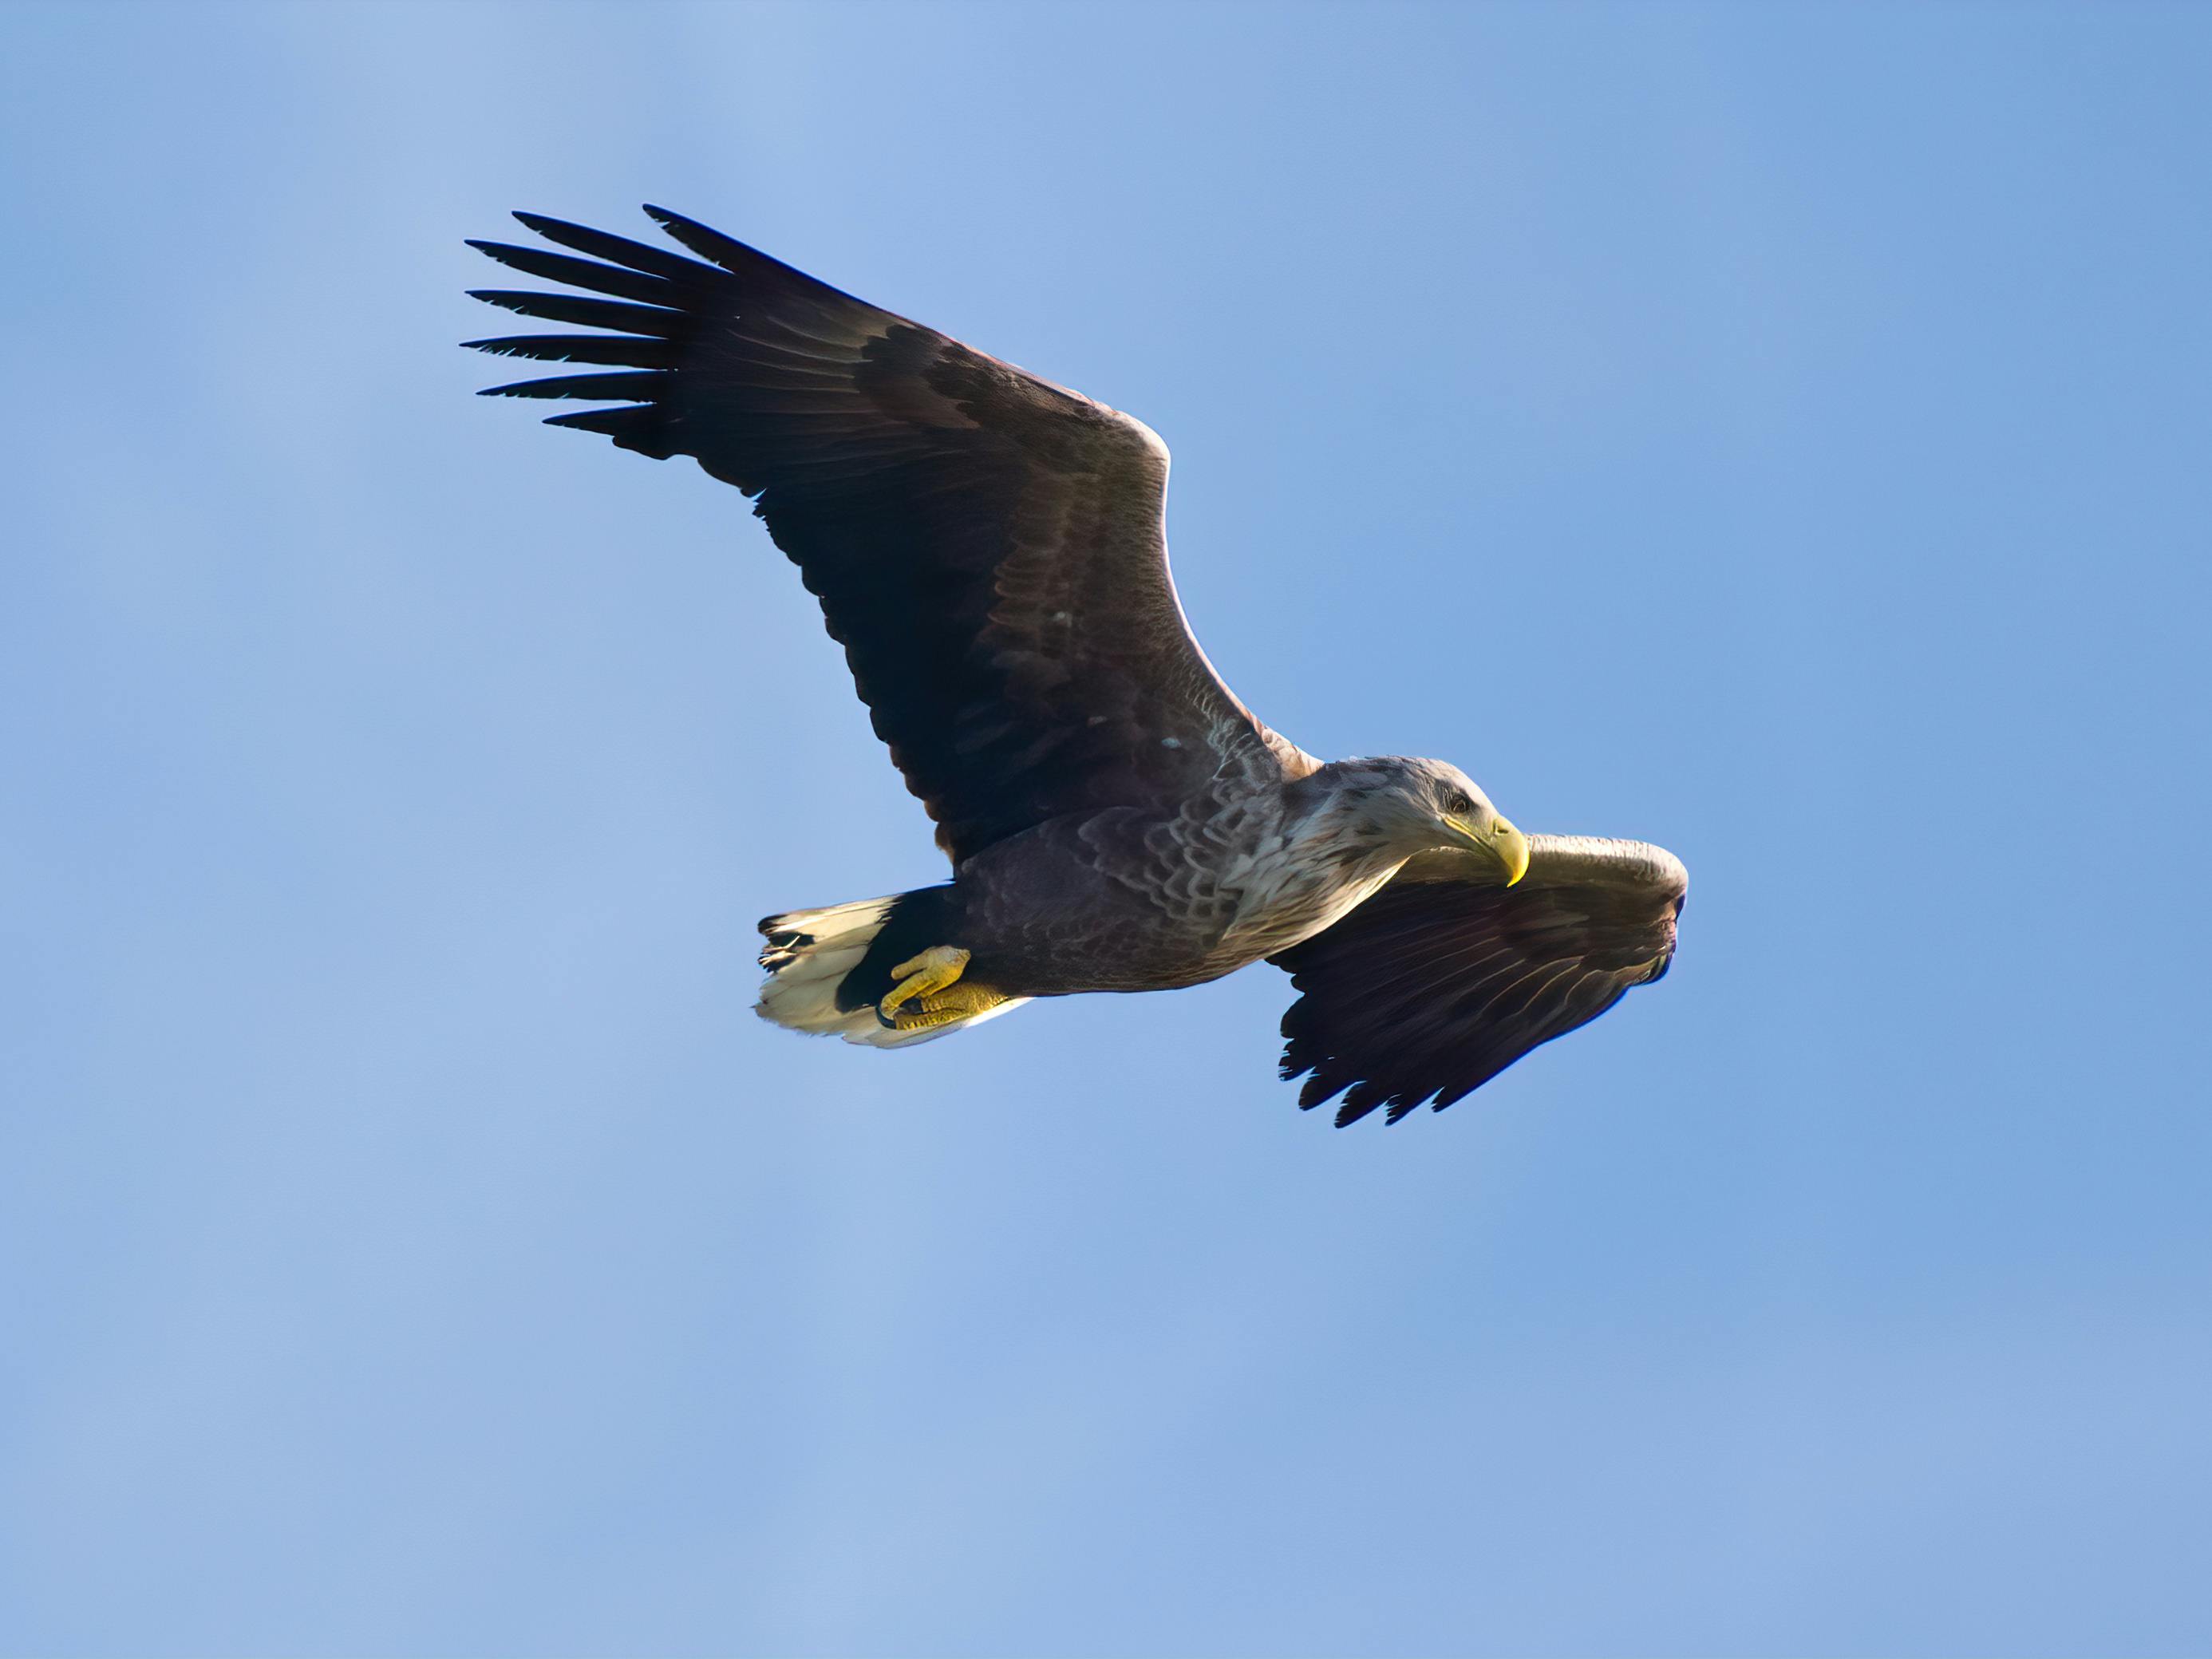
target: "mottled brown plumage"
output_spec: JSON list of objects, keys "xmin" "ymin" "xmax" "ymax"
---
[{"xmin": 467, "ymin": 207, "xmax": 1687, "ymax": 1122}]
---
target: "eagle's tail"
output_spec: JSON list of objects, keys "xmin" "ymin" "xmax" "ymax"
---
[{"xmin": 754, "ymin": 888, "xmax": 1028, "ymax": 1049}]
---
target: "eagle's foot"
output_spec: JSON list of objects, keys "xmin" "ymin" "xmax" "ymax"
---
[
  {"xmin": 878, "ymin": 946, "xmax": 1004, "ymax": 1030},
  {"xmin": 887, "ymin": 981, "xmax": 1010, "ymax": 1031}
]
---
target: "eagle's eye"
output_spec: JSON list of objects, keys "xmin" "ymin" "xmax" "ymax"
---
[{"xmin": 1442, "ymin": 789, "xmax": 1474, "ymax": 817}]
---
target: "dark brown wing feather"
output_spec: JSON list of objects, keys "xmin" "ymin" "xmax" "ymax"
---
[
  {"xmin": 466, "ymin": 207, "xmax": 1308, "ymax": 861},
  {"xmin": 1270, "ymin": 835, "xmax": 1687, "ymax": 1127}
]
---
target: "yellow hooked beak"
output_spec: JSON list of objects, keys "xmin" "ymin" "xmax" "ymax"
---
[{"xmin": 1451, "ymin": 814, "xmax": 1531, "ymax": 887}]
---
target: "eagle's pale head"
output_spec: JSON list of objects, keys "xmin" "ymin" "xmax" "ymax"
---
[{"xmin": 1311, "ymin": 756, "xmax": 1531, "ymax": 885}]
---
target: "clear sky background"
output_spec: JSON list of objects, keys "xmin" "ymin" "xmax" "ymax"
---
[{"xmin": 3, "ymin": 3, "xmax": 2208, "ymax": 1655}]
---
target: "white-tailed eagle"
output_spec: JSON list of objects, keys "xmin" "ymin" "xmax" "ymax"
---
[{"xmin": 467, "ymin": 207, "xmax": 1685, "ymax": 1125}]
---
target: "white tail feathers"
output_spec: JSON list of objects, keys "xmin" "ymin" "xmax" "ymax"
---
[{"xmin": 755, "ymin": 894, "xmax": 1028, "ymax": 1049}]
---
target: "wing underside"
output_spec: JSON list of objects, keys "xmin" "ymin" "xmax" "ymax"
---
[
  {"xmin": 1270, "ymin": 835, "xmax": 1687, "ymax": 1125},
  {"xmin": 467, "ymin": 207, "xmax": 1309, "ymax": 862}
]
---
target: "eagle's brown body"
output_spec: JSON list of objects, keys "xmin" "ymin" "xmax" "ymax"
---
[
  {"xmin": 918, "ymin": 775, "xmax": 1417, "ymax": 999},
  {"xmin": 468, "ymin": 206, "xmax": 1688, "ymax": 1124}
]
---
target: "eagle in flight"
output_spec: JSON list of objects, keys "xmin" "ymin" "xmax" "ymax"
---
[{"xmin": 467, "ymin": 207, "xmax": 1686, "ymax": 1125}]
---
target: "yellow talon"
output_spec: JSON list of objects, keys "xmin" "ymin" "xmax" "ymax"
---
[
  {"xmin": 878, "ymin": 945, "xmax": 973, "ymax": 1025},
  {"xmin": 877, "ymin": 948, "xmax": 1009, "ymax": 1031}
]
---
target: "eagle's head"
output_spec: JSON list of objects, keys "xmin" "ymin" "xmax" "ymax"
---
[{"xmin": 1314, "ymin": 756, "xmax": 1531, "ymax": 886}]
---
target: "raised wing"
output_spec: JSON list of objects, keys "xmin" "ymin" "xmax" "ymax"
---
[
  {"xmin": 1269, "ymin": 835, "xmax": 1687, "ymax": 1126},
  {"xmin": 466, "ymin": 208, "xmax": 1309, "ymax": 863}
]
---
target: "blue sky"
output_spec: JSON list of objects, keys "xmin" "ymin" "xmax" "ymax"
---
[{"xmin": 3, "ymin": 2, "xmax": 2208, "ymax": 1653}]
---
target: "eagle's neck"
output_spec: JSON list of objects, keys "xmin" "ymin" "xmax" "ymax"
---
[{"xmin": 1215, "ymin": 784, "xmax": 1416, "ymax": 958}]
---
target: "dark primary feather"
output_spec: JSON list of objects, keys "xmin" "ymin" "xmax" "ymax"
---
[
  {"xmin": 1270, "ymin": 836, "xmax": 1687, "ymax": 1126},
  {"xmin": 465, "ymin": 207, "xmax": 1309, "ymax": 862}
]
